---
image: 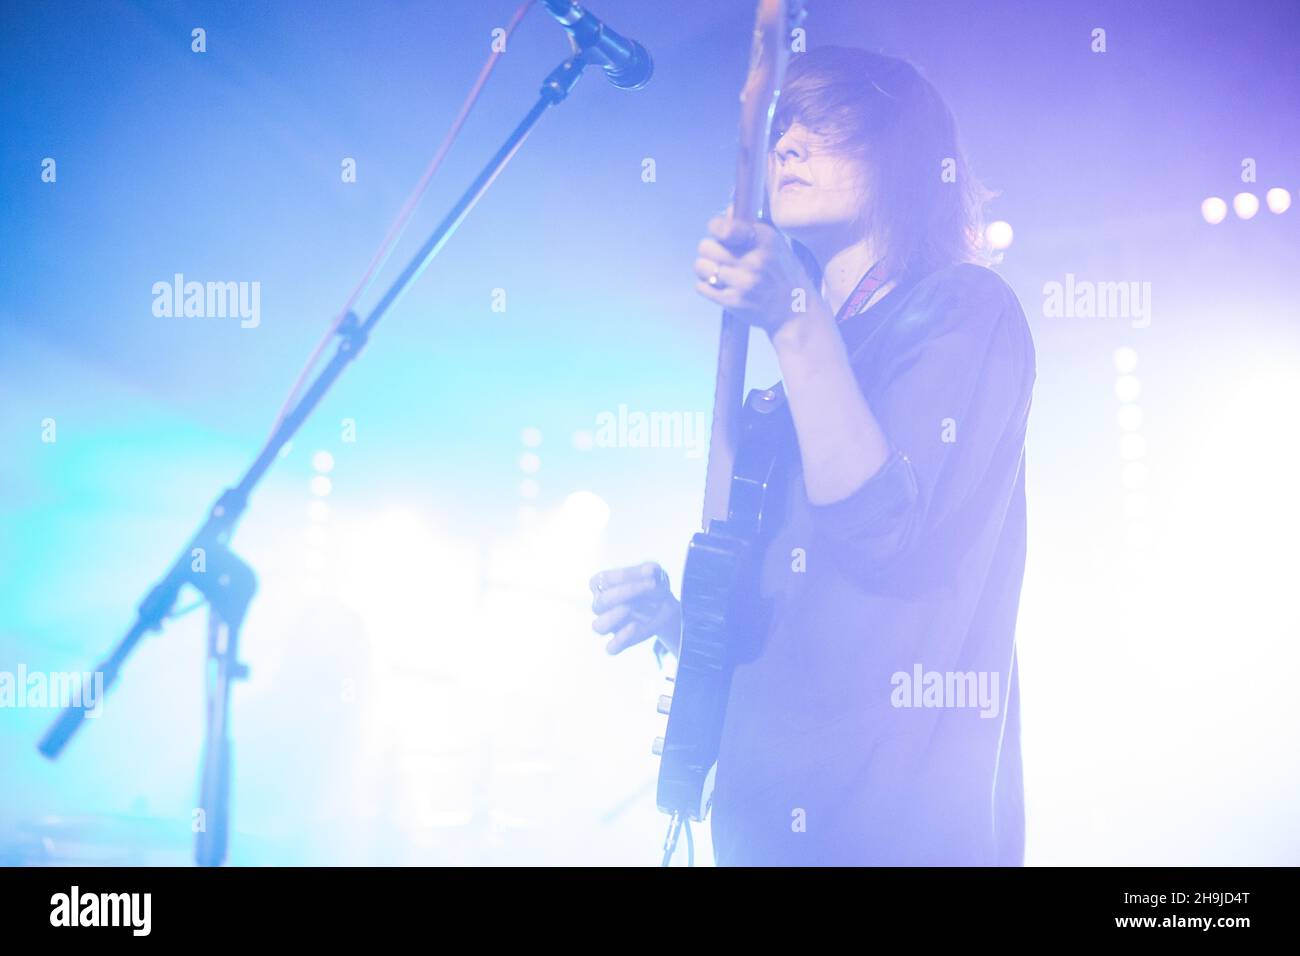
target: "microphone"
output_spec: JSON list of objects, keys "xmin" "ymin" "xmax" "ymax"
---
[{"xmin": 539, "ymin": 0, "xmax": 653, "ymax": 90}]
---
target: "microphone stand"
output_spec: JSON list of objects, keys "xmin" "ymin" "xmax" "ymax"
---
[
  {"xmin": 194, "ymin": 543, "xmax": 255, "ymax": 868},
  {"xmin": 37, "ymin": 42, "xmax": 606, "ymax": 866}
]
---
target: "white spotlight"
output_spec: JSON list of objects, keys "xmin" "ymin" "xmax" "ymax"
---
[
  {"xmin": 1119, "ymin": 433, "xmax": 1147, "ymax": 461},
  {"xmin": 1126, "ymin": 524, "xmax": 1153, "ymax": 551},
  {"xmin": 1265, "ymin": 187, "xmax": 1292, "ymax": 214},
  {"xmin": 562, "ymin": 490, "xmax": 611, "ymax": 533},
  {"xmin": 1117, "ymin": 405, "xmax": 1143, "ymax": 431},
  {"xmin": 1122, "ymin": 461, "xmax": 1149, "ymax": 490},
  {"xmin": 1200, "ymin": 196, "xmax": 1227, "ymax": 225},
  {"xmin": 1233, "ymin": 192, "xmax": 1260, "ymax": 220},
  {"xmin": 985, "ymin": 220, "xmax": 1014, "ymax": 250}
]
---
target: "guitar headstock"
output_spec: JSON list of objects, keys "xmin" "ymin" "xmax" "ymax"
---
[{"xmin": 734, "ymin": 0, "xmax": 807, "ymax": 224}]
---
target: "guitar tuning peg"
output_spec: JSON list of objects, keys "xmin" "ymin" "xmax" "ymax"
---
[
  {"xmin": 652, "ymin": 736, "xmax": 664, "ymax": 756},
  {"xmin": 657, "ymin": 694, "xmax": 672, "ymax": 715}
]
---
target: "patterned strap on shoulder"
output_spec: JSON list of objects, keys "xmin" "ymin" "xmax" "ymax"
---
[{"xmin": 835, "ymin": 258, "xmax": 889, "ymax": 324}]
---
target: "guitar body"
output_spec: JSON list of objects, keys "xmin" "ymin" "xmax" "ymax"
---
[{"xmin": 656, "ymin": 384, "xmax": 792, "ymax": 821}]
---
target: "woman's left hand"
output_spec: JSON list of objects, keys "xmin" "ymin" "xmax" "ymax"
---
[{"xmin": 694, "ymin": 213, "xmax": 819, "ymax": 337}]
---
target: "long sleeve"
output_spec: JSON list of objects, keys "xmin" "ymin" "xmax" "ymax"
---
[
  {"xmin": 713, "ymin": 263, "xmax": 1036, "ymax": 865},
  {"xmin": 806, "ymin": 264, "xmax": 1034, "ymax": 587}
]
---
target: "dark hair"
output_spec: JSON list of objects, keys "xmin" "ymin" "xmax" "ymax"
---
[{"xmin": 772, "ymin": 46, "xmax": 991, "ymax": 280}]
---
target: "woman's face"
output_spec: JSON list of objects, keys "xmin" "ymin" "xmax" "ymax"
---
[{"xmin": 767, "ymin": 119, "xmax": 870, "ymax": 247}]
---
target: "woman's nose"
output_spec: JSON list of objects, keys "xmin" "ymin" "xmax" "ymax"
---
[{"xmin": 773, "ymin": 129, "xmax": 807, "ymax": 163}]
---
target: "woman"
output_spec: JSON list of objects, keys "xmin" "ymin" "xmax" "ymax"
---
[{"xmin": 591, "ymin": 46, "xmax": 1036, "ymax": 866}]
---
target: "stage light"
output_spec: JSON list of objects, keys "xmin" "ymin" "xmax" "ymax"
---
[
  {"xmin": 312, "ymin": 450, "xmax": 335, "ymax": 473},
  {"xmin": 521, "ymin": 426, "xmax": 543, "ymax": 448},
  {"xmin": 1117, "ymin": 405, "xmax": 1143, "ymax": 431},
  {"xmin": 519, "ymin": 452, "xmax": 541, "ymax": 474},
  {"xmin": 1126, "ymin": 524, "xmax": 1153, "ymax": 550},
  {"xmin": 334, "ymin": 507, "xmax": 482, "ymax": 667},
  {"xmin": 986, "ymin": 220, "xmax": 1014, "ymax": 250},
  {"xmin": 308, "ymin": 500, "xmax": 330, "ymax": 522},
  {"xmin": 1200, "ymin": 196, "xmax": 1227, "ymax": 224},
  {"xmin": 1121, "ymin": 461, "xmax": 1149, "ymax": 490},
  {"xmin": 1113, "ymin": 347, "xmax": 1138, "ymax": 374},
  {"xmin": 561, "ymin": 490, "xmax": 611, "ymax": 533},
  {"xmin": 1114, "ymin": 375, "xmax": 1141, "ymax": 403},
  {"xmin": 571, "ymin": 429, "xmax": 594, "ymax": 451},
  {"xmin": 1119, "ymin": 433, "xmax": 1147, "ymax": 460},
  {"xmin": 310, "ymin": 475, "xmax": 333, "ymax": 497},
  {"xmin": 1233, "ymin": 192, "xmax": 1259, "ymax": 220},
  {"xmin": 519, "ymin": 478, "xmax": 539, "ymax": 499},
  {"xmin": 1265, "ymin": 187, "xmax": 1292, "ymax": 214}
]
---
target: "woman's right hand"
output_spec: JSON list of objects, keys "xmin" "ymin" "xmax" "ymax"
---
[{"xmin": 589, "ymin": 562, "xmax": 681, "ymax": 657}]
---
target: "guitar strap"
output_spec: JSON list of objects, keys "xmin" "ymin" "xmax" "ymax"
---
[
  {"xmin": 760, "ymin": 259, "xmax": 895, "ymax": 412},
  {"xmin": 834, "ymin": 258, "xmax": 890, "ymax": 325}
]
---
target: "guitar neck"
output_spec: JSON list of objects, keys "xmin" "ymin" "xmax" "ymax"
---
[
  {"xmin": 698, "ymin": 0, "xmax": 794, "ymax": 530},
  {"xmin": 701, "ymin": 314, "xmax": 748, "ymax": 527},
  {"xmin": 700, "ymin": 196, "xmax": 764, "ymax": 530}
]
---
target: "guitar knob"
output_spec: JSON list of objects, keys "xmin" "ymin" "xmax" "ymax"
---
[
  {"xmin": 656, "ymin": 694, "xmax": 672, "ymax": 715},
  {"xmin": 652, "ymin": 736, "xmax": 664, "ymax": 756}
]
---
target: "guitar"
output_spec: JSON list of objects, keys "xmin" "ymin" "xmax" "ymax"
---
[{"xmin": 654, "ymin": 0, "xmax": 806, "ymax": 864}]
